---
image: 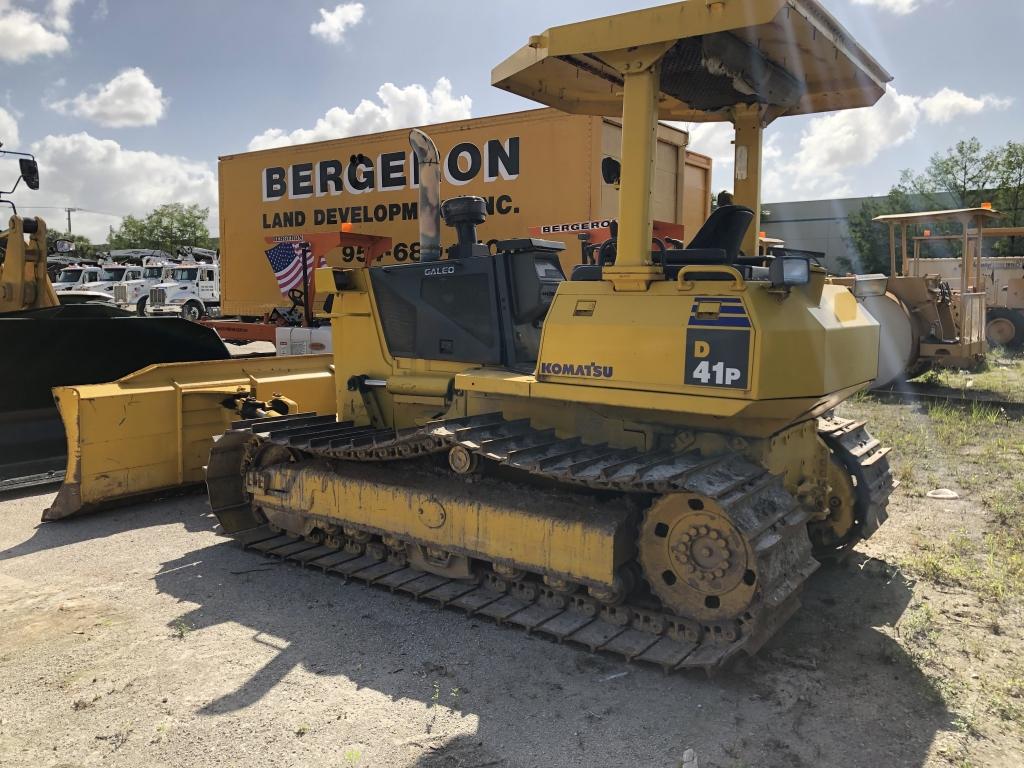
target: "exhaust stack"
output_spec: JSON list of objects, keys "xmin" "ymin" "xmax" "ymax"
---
[{"xmin": 408, "ymin": 129, "xmax": 442, "ymax": 262}]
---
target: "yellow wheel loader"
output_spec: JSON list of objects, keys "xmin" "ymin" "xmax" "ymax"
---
[
  {"xmin": 193, "ymin": 1, "xmax": 896, "ymax": 671},
  {"xmin": 0, "ymin": 150, "xmax": 230, "ymax": 492}
]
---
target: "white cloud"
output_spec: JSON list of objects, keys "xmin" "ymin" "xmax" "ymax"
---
[
  {"xmin": 48, "ymin": 68, "xmax": 168, "ymax": 128},
  {"xmin": 48, "ymin": 0, "xmax": 77, "ymax": 32},
  {"xmin": 851, "ymin": 0, "xmax": 927, "ymax": 14},
  {"xmin": 310, "ymin": 2, "xmax": 364, "ymax": 44},
  {"xmin": 19, "ymin": 132, "xmax": 217, "ymax": 241},
  {"xmin": 685, "ymin": 85, "xmax": 1013, "ymax": 203},
  {"xmin": 673, "ymin": 121, "xmax": 735, "ymax": 195},
  {"xmin": 248, "ymin": 78, "xmax": 472, "ymax": 151},
  {"xmin": 682, "ymin": 122, "xmax": 734, "ymax": 167},
  {"xmin": 919, "ymin": 87, "xmax": 1013, "ymax": 124},
  {"xmin": 0, "ymin": 107, "xmax": 20, "ymax": 148},
  {"xmin": 0, "ymin": 2, "xmax": 72, "ymax": 63},
  {"xmin": 786, "ymin": 87, "xmax": 923, "ymax": 198}
]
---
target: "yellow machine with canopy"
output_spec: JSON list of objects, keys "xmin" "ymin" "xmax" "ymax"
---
[{"xmin": 52, "ymin": 1, "xmax": 897, "ymax": 671}]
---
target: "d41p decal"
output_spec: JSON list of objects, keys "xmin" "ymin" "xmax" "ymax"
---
[{"xmin": 684, "ymin": 298, "xmax": 751, "ymax": 390}]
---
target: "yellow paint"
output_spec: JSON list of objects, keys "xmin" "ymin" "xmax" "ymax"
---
[
  {"xmin": 251, "ymin": 463, "xmax": 634, "ymax": 586},
  {"xmin": 732, "ymin": 105, "xmax": 764, "ymax": 257},
  {"xmin": 0, "ymin": 216, "xmax": 58, "ymax": 312},
  {"xmin": 47, "ymin": 355, "xmax": 336, "ymax": 519},
  {"xmin": 491, "ymin": 1, "xmax": 891, "ymax": 122}
]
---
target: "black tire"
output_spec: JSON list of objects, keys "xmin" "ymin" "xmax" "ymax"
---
[
  {"xmin": 182, "ymin": 300, "xmax": 203, "ymax": 322},
  {"xmin": 985, "ymin": 308, "xmax": 1024, "ymax": 349},
  {"xmin": 135, "ymin": 296, "xmax": 148, "ymax": 316}
]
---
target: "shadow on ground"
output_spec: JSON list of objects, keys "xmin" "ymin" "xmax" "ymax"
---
[
  {"xmin": 153, "ymin": 532, "xmax": 954, "ymax": 768},
  {"xmin": 0, "ymin": 487, "xmax": 211, "ymax": 562}
]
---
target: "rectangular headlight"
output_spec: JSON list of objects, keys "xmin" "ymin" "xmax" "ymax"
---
[{"xmin": 769, "ymin": 256, "xmax": 810, "ymax": 288}]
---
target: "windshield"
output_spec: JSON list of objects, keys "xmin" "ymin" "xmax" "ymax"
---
[
  {"xmin": 56, "ymin": 268, "xmax": 82, "ymax": 283},
  {"xmin": 143, "ymin": 267, "xmax": 163, "ymax": 278},
  {"xmin": 171, "ymin": 268, "xmax": 198, "ymax": 281},
  {"xmin": 101, "ymin": 268, "xmax": 127, "ymax": 281}
]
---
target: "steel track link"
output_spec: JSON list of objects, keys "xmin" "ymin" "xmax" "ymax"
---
[
  {"xmin": 206, "ymin": 412, "xmax": 832, "ymax": 672},
  {"xmin": 818, "ymin": 415, "xmax": 896, "ymax": 552}
]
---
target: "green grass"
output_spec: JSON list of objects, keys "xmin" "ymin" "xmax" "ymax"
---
[
  {"xmin": 170, "ymin": 618, "xmax": 194, "ymax": 640},
  {"xmin": 918, "ymin": 350, "xmax": 1024, "ymax": 402},
  {"xmin": 841, "ymin": 396, "xmax": 1024, "ymax": 602},
  {"xmin": 898, "ymin": 603, "xmax": 940, "ymax": 647}
]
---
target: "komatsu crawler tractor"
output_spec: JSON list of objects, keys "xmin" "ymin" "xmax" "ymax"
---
[{"xmin": 201, "ymin": 1, "xmax": 896, "ymax": 671}]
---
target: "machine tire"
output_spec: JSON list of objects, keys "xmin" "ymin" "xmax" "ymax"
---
[
  {"xmin": 135, "ymin": 296, "xmax": 148, "ymax": 316},
  {"xmin": 182, "ymin": 300, "xmax": 203, "ymax": 322},
  {"xmin": 985, "ymin": 308, "xmax": 1024, "ymax": 349}
]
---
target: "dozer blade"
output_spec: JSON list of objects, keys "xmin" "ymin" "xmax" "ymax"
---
[
  {"xmin": 0, "ymin": 304, "xmax": 231, "ymax": 494},
  {"xmin": 44, "ymin": 353, "xmax": 336, "ymax": 521}
]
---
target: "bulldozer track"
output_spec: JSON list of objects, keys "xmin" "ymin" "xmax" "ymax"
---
[
  {"xmin": 818, "ymin": 415, "xmax": 895, "ymax": 553},
  {"xmin": 205, "ymin": 412, "xmax": 884, "ymax": 673}
]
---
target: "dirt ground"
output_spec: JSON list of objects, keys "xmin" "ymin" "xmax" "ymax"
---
[{"xmin": 2, "ymin": 392, "xmax": 1023, "ymax": 767}]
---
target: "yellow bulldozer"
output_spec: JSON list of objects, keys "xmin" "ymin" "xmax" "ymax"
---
[{"xmin": 47, "ymin": 0, "xmax": 896, "ymax": 671}]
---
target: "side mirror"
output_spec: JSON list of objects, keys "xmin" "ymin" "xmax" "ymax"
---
[
  {"xmin": 54, "ymin": 239, "xmax": 76, "ymax": 253},
  {"xmin": 769, "ymin": 255, "xmax": 810, "ymax": 289},
  {"xmin": 601, "ymin": 157, "xmax": 621, "ymax": 186},
  {"xmin": 19, "ymin": 158, "xmax": 39, "ymax": 190}
]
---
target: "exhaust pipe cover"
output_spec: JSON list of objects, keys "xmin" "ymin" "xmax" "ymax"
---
[{"xmin": 408, "ymin": 129, "xmax": 442, "ymax": 262}]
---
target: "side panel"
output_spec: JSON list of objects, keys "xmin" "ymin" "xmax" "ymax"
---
[
  {"xmin": 597, "ymin": 120, "xmax": 711, "ymax": 235},
  {"xmin": 682, "ymin": 153, "xmax": 713, "ymax": 242},
  {"xmin": 533, "ymin": 278, "xmax": 877, "ymax": 405}
]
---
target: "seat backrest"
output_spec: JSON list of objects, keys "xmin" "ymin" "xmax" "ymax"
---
[
  {"xmin": 571, "ymin": 264, "xmax": 603, "ymax": 281},
  {"xmin": 686, "ymin": 205, "xmax": 754, "ymax": 263}
]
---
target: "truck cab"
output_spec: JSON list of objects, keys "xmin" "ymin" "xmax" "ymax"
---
[
  {"xmin": 146, "ymin": 263, "xmax": 221, "ymax": 320},
  {"xmin": 113, "ymin": 260, "xmax": 176, "ymax": 315},
  {"xmin": 52, "ymin": 264, "xmax": 103, "ymax": 293},
  {"xmin": 86, "ymin": 264, "xmax": 144, "ymax": 298}
]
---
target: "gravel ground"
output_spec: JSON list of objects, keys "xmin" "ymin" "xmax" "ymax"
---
[{"xmin": 1, "ymin": 399, "xmax": 1021, "ymax": 767}]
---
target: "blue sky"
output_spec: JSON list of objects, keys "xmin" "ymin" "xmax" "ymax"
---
[{"xmin": 1, "ymin": 0, "xmax": 1021, "ymax": 240}]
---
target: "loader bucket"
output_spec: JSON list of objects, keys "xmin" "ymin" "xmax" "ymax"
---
[{"xmin": 1, "ymin": 304, "xmax": 230, "ymax": 493}]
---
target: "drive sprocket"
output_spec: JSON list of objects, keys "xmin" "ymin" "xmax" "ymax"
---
[{"xmin": 638, "ymin": 493, "xmax": 757, "ymax": 621}]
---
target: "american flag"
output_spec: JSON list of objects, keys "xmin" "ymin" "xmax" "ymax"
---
[{"xmin": 264, "ymin": 241, "xmax": 324, "ymax": 295}]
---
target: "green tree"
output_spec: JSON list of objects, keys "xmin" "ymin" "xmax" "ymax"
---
[
  {"xmin": 842, "ymin": 187, "xmax": 913, "ymax": 274},
  {"xmin": 903, "ymin": 138, "xmax": 999, "ymax": 209},
  {"xmin": 994, "ymin": 141, "xmax": 1024, "ymax": 255},
  {"xmin": 107, "ymin": 203, "xmax": 211, "ymax": 252},
  {"xmin": 843, "ymin": 138, "xmax": 1024, "ymax": 271}
]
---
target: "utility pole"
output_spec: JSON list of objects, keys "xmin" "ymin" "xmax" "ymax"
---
[{"xmin": 65, "ymin": 207, "xmax": 80, "ymax": 234}]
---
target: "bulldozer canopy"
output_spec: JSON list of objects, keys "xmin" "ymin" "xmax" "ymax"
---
[{"xmin": 491, "ymin": 0, "xmax": 892, "ymax": 123}]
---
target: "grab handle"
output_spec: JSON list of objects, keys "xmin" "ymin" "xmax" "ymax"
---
[{"xmin": 675, "ymin": 265, "xmax": 746, "ymax": 292}]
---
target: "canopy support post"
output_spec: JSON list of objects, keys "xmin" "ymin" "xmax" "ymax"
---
[{"xmin": 732, "ymin": 105, "xmax": 764, "ymax": 258}]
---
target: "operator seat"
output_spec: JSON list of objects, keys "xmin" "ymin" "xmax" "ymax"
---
[
  {"xmin": 570, "ymin": 205, "xmax": 754, "ymax": 281},
  {"xmin": 661, "ymin": 205, "xmax": 754, "ymax": 275}
]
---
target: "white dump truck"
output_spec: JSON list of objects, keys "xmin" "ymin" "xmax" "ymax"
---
[
  {"xmin": 52, "ymin": 264, "xmax": 104, "ymax": 293},
  {"xmin": 112, "ymin": 259, "xmax": 177, "ymax": 315},
  {"xmin": 146, "ymin": 262, "xmax": 221, "ymax": 321},
  {"xmin": 85, "ymin": 264, "xmax": 144, "ymax": 297}
]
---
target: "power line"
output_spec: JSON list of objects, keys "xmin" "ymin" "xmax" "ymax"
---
[{"xmin": 16, "ymin": 205, "xmax": 123, "ymax": 218}]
